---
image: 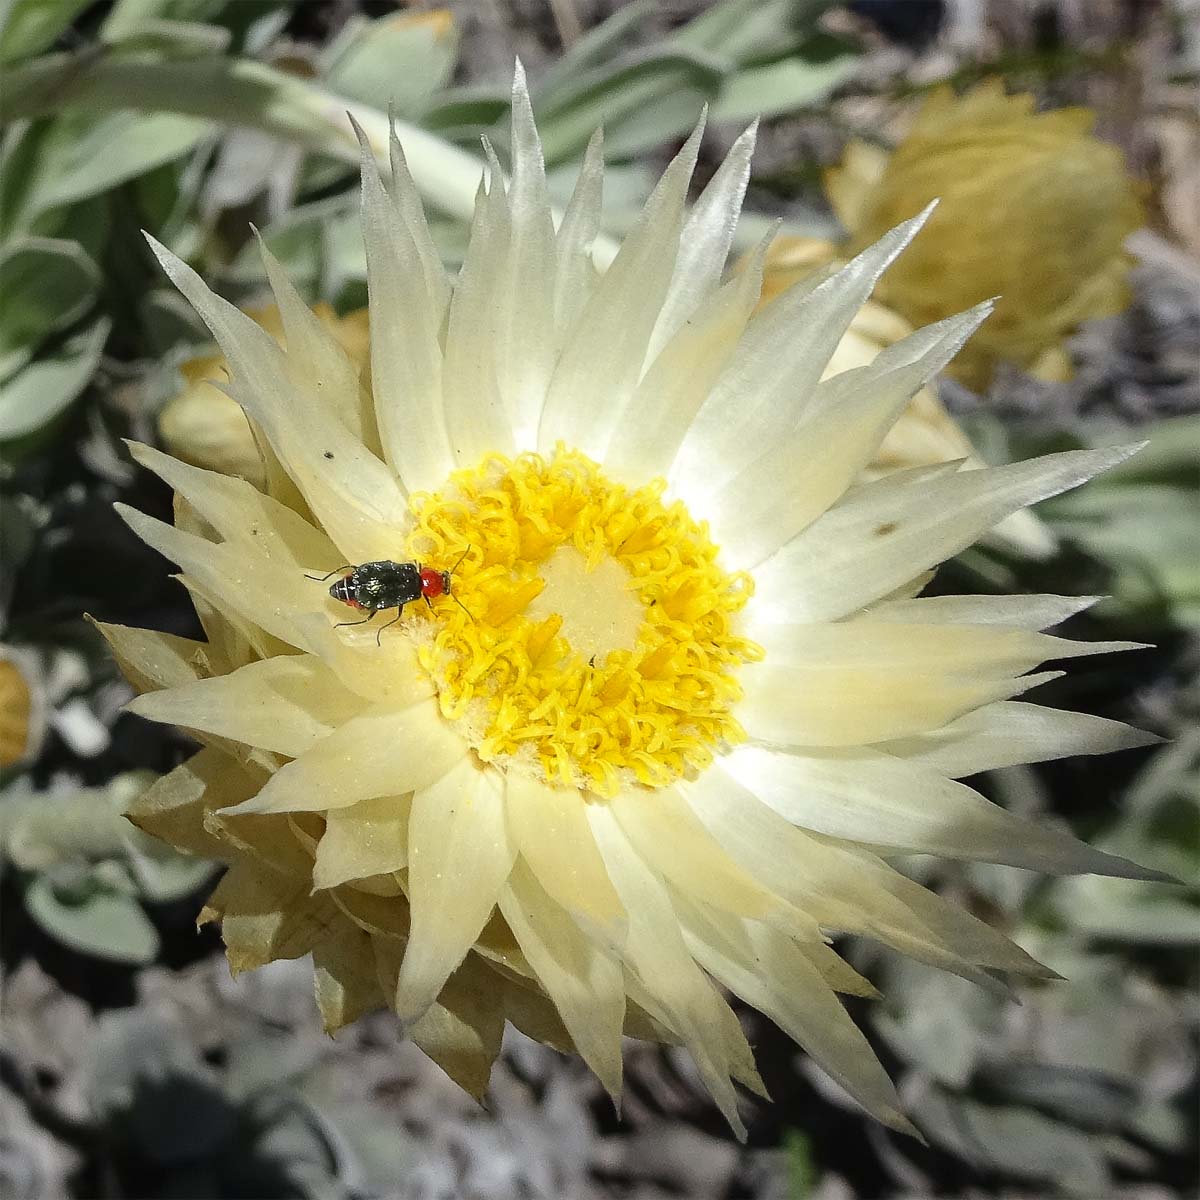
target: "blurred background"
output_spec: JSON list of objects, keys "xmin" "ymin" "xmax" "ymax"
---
[{"xmin": 0, "ymin": 1, "xmax": 1197, "ymax": 1197}]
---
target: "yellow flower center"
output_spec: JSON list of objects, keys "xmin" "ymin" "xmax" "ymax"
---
[{"xmin": 405, "ymin": 448, "xmax": 761, "ymax": 796}]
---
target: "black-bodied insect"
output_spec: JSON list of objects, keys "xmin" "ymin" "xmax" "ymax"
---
[{"xmin": 306, "ymin": 549, "xmax": 471, "ymax": 644}]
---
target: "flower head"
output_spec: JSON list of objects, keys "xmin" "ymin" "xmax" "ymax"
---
[
  {"xmin": 103, "ymin": 68, "xmax": 1159, "ymax": 1136},
  {"xmin": 828, "ymin": 81, "xmax": 1143, "ymax": 388}
]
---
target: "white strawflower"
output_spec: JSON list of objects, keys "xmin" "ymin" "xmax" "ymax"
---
[{"xmin": 101, "ymin": 67, "xmax": 1159, "ymax": 1137}]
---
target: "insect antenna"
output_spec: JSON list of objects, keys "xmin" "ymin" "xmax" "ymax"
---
[
  {"xmin": 306, "ymin": 565, "xmax": 353, "ymax": 581},
  {"xmin": 449, "ymin": 593, "xmax": 475, "ymax": 622}
]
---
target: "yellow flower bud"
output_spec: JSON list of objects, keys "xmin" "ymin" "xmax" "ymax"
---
[{"xmin": 828, "ymin": 81, "xmax": 1143, "ymax": 389}]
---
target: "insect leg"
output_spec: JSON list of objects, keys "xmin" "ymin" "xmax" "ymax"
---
[
  {"xmin": 334, "ymin": 612, "xmax": 377, "ymax": 630},
  {"xmin": 306, "ymin": 565, "xmax": 354, "ymax": 581},
  {"xmin": 375, "ymin": 611, "xmax": 403, "ymax": 646}
]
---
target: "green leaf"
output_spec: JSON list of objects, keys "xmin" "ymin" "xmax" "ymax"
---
[
  {"xmin": 323, "ymin": 11, "xmax": 458, "ymax": 116},
  {"xmin": 0, "ymin": 0, "xmax": 93, "ymax": 64},
  {"xmin": 673, "ymin": 0, "xmax": 835, "ymax": 65},
  {"xmin": 712, "ymin": 50, "xmax": 858, "ymax": 122},
  {"xmin": 21, "ymin": 109, "xmax": 212, "ymax": 219},
  {"xmin": 100, "ymin": 0, "xmax": 229, "ymax": 42},
  {"xmin": 0, "ymin": 236, "xmax": 100, "ymax": 358},
  {"xmin": 533, "ymin": 50, "xmax": 725, "ymax": 165},
  {"xmin": 26, "ymin": 873, "xmax": 159, "ymax": 964},
  {"xmin": 0, "ymin": 315, "xmax": 110, "ymax": 441}
]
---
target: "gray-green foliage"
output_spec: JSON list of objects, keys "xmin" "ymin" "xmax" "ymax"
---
[{"xmin": 1, "ymin": 773, "xmax": 213, "ymax": 964}]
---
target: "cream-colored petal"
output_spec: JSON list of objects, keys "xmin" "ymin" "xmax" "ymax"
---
[
  {"xmin": 645, "ymin": 121, "xmax": 758, "ymax": 365},
  {"xmin": 863, "ymin": 593, "xmax": 1099, "ymax": 630},
  {"xmin": 676, "ymin": 897, "xmax": 916, "ymax": 1135},
  {"xmin": 683, "ymin": 764, "xmax": 1048, "ymax": 981},
  {"xmin": 499, "ymin": 858, "xmax": 625, "ymax": 1098},
  {"xmin": 751, "ymin": 444, "xmax": 1143, "ymax": 623},
  {"xmin": 704, "ymin": 304, "xmax": 992, "ymax": 568},
  {"xmin": 748, "ymin": 621, "xmax": 1140, "ymax": 678},
  {"xmin": 883, "ymin": 699, "xmax": 1162, "ymax": 777},
  {"xmin": 199, "ymin": 856, "xmax": 340, "ymax": 975},
  {"xmin": 312, "ymin": 921, "xmax": 383, "ymax": 1033},
  {"xmin": 312, "ymin": 793, "xmax": 411, "ymax": 891},
  {"xmin": 126, "ymin": 654, "xmax": 367, "ymax": 758},
  {"xmin": 537, "ymin": 120, "xmax": 704, "ymax": 460},
  {"xmin": 441, "ymin": 174, "xmax": 515, "ymax": 464},
  {"xmin": 725, "ymin": 743, "xmax": 1163, "ymax": 877},
  {"xmin": 145, "ymin": 236, "xmax": 408, "ymax": 562},
  {"xmin": 94, "ymin": 619, "xmax": 210, "ymax": 692},
  {"xmin": 407, "ymin": 959, "xmax": 506, "ymax": 1102},
  {"xmin": 586, "ymin": 802, "xmax": 754, "ymax": 1138},
  {"xmin": 503, "ymin": 774, "xmax": 625, "ymax": 940},
  {"xmin": 553, "ymin": 129, "xmax": 604, "ymax": 341},
  {"xmin": 395, "ymin": 759, "xmax": 514, "ymax": 1026},
  {"xmin": 257, "ymin": 242, "xmax": 377, "ymax": 451},
  {"xmin": 493, "ymin": 63, "xmax": 557, "ymax": 451},
  {"xmin": 672, "ymin": 206, "xmax": 936, "ymax": 498},
  {"xmin": 220, "ymin": 701, "xmax": 464, "ymax": 816},
  {"xmin": 128, "ymin": 441, "xmax": 340, "ymax": 571},
  {"xmin": 603, "ymin": 263, "xmax": 760, "ymax": 485},
  {"xmin": 608, "ymin": 785, "xmax": 785, "ymax": 924},
  {"xmin": 353, "ymin": 119, "xmax": 452, "ymax": 494},
  {"xmin": 114, "ymin": 505, "xmax": 315, "ymax": 652},
  {"xmin": 386, "ymin": 121, "xmax": 452, "ymax": 323},
  {"xmin": 738, "ymin": 656, "xmax": 1062, "ymax": 746},
  {"xmin": 125, "ymin": 746, "xmax": 260, "ymax": 859}
]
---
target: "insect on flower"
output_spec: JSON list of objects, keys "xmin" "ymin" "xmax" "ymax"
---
[{"xmin": 307, "ymin": 550, "xmax": 470, "ymax": 643}]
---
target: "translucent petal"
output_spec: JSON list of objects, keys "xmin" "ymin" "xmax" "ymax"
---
[
  {"xmin": 407, "ymin": 958, "xmax": 506, "ymax": 1101},
  {"xmin": 145, "ymin": 236, "xmax": 408, "ymax": 561},
  {"xmin": 504, "ymin": 774, "xmax": 625, "ymax": 940},
  {"xmin": 684, "ymin": 765, "xmax": 1049, "ymax": 981},
  {"xmin": 702, "ymin": 304, "xmax": 992, "ymax": 567},
  {"xmin": 128, "ymin": 441, "xmax": 340, "ymax": 572},
  {"xmin": 863, "ymin": 593, "xmax": 1100, "ymax": 629},
  {"xmin": 747, "ymin": 621, "xmax": 1140, "ymax": 677},
  {"xmin": 553, "ymin": 129, "xmax": 604, "ymax": 338},
  {"xmin": 673, "ymin": 206, "xmax": 936, "ymax": 497},
  {"xmin": 725, "ymin": 743, "xmax": 1164, "ymax": 877},
  {"xmin": 395, "ymin": 759, "xmax": 514, "ymax": 1026},
  {"xmin": 737, "ymin": 657, "xmax": 1062, "ymax": 746},
  {"xmin": 603, "ymin": 263, "xmax": 760, "ymax": 484},
  {"xmin": 220, "ymin": 701, "xmax": 464, "ymax": 816},
  {"xmin": 313, "ymin": 793, "xmax": 412, "ymax": 891},
  {"xmin": 537, "ymin": 120, "xmax": 704, "ymax": 459},
  {"xmin": 608, "ymin": 785, "xmax": 784, "ymax": 923},
  {"xmin": 312, "ymin": 922, "xmax": 382, "ymax": 1032},
  {"xmin": 199, "ymin": 857, "xmax": 339, "ymax": 976},
  {"xmin": 750, "ymin": 444, "xmax": 1143, "ymax": 623},
  {"xmin": 676, "ymin": 897, "xmax": 916, "ymax": 1134},
  {"xmin": 644, "ymin": 120, "xmax": 758, "ymax": 364},
  {"xmin": 493, "ymin": 62, "xmax": 558, "ymax": 450},
  {"xmin": 126, "ymin": 654, "xmax": 367, "ymax": 758},
  {"xmin": 94, "ymin": 619, "xmax": 210, "ymax": 692},
  {"xmin": 587, "ymin": 802, "xmax": 755, "ymax": 1138},
  {"xmin": 125, "ymin": 746, "xmax": 260, "ymax": 859},
  {"xmin": 441, "ymin": 174, "xmax": 515, "ymax": 463},
  {"xmin": 499, "ymin": 858, "xmax": 625, "ymax": 1098},
  {"xmin": 257, "ymin": 240, "xmax": 377, "ymax": 450},
  {"xmin": 883, "ymin": 699, "xmax": 1162, "ymax": 777},
  {"xmin": 353, "ymin": 118, "xmax": 453, "ymax": 493}
]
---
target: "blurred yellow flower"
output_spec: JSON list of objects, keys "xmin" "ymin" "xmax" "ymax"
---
[
  {"xmin": 0, "ymin": 656, "xmax": 33, "ymax": 769},
  {"xmin": 159, "ymin": 304, "xmax": 370, "ymax": 487},
  {"xmin": 828, "ymin": 81, "xmax": 1143, "ymax": 389},
  {"xmin": 105, "ymin": 71, "xmax": 1157, "ymax": 1136}
]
